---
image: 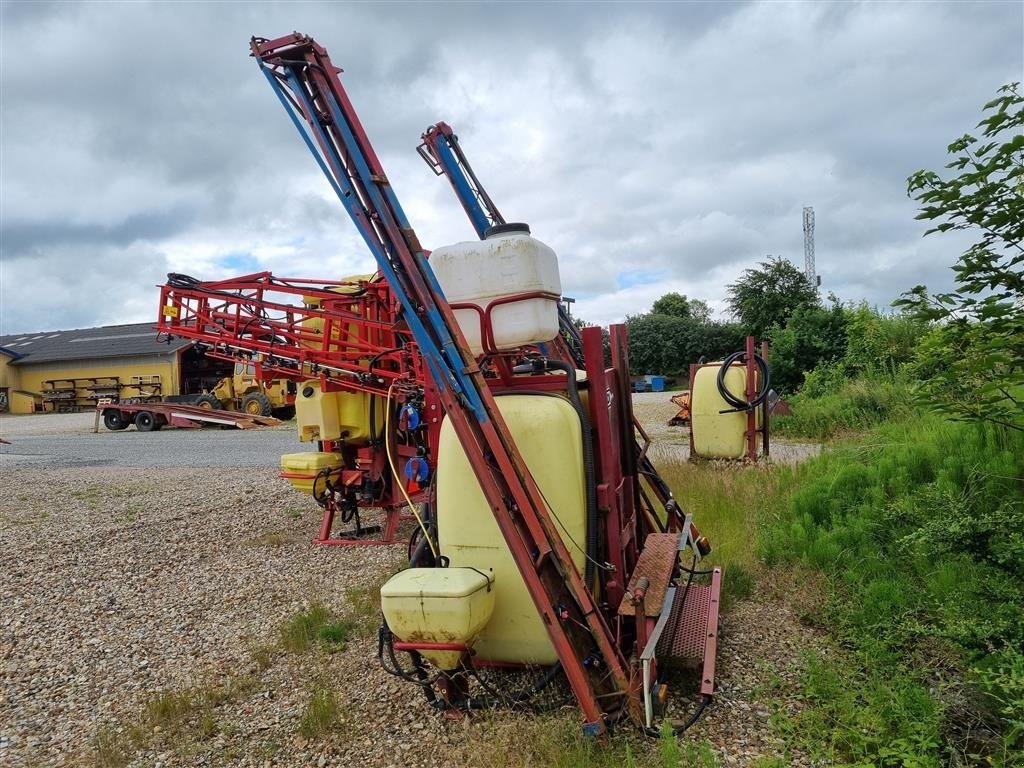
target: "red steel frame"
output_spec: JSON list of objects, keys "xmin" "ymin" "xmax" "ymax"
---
[{"xmin": 157, "ymin": 271, "xmax": 439, "ymax": 545}]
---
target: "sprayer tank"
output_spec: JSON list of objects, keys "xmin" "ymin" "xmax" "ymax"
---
[{"xmin": 429, "ymin": 223, "xmax": 561, "ymax": 355}]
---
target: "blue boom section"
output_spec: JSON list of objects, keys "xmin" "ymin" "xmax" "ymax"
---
[
  {"xmin": 257, "ymin": 62, "xmax": 488, "ymax": 422},
  {"xmin": 431, "ymin": 136, "xmax": 492, "ymax": 238}
]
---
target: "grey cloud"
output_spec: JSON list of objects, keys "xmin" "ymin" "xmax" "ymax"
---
[
  {"xmin": 1, "ymin": 1, "xmax": 1021, "ymax": 334},
  {"xmin": 1, "ymin": 208, "xmax": 197, "ymax": 255}
]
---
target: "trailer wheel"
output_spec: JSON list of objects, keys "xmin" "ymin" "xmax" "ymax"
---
[
  {"xmin": 103, "ymin": 410, "xmax": 130, "ymax": 431},
  {"xmin": 242, "ymin": 392, "xmax": 273, "ymax": 417},
  {"xmin": 135, "ymin": 411, "xmax": 160, "ymax": 432},
  {"xmin": 194, "ymin": 394, "xmax": 220, "ymax": 410}
]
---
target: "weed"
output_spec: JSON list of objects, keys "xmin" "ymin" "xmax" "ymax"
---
[
  {"xmin": 280, "ymin": 602, "xmax": 333, "ymax": 652},
  {"xmin": 254, "ymin": 740, "xmax": 281, "ymax": 758},
  {"xmin": 773, "ymin": 376, "xmax": 915, "ymax": 441},
  {"xmin": 144, "ymin": 690, "xmax": 193, "ymax": 732},
  {"xmin": 317, "ymin": 619, "xmax": 357, "ymax": 652},
  {"xmin": 250, "ymin": 642, "xmax": 276, "ymax": 670},
  {"xmin": 91, "ymin": 674, "xmax": 257, "ymax": 765},
  {"xmin": 280, "ymin": 601, "xmax": 355, "ymax": 653},
  {"xmin": 720, "ymin": 562, "xmax": 754, "ymax": 606},
  {"xmin": 92, "ymin": 726, "xmax": 128, "ymax": 768},
  {"xmin": 761, "ymin": 412, "xmax": 1024, "ymax": 763},
  {"xmin": 343, "ymin": 584, "xmax": 383, "ymax": 636},
  {"xmin": 253, "ymin": 530, "xmax": 293, "ymax": 547},
  {"xmin": 299, "ymin": 686, "xmax": 342, "ymax": 739},
  {"xmin": 680, "ymin": 739, "xmax": 720, "ymax": 768}
]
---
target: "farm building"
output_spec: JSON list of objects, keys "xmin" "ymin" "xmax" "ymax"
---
[{"xmin": 0, "ymin": 323, "xmax": 232, "ymax": 414}]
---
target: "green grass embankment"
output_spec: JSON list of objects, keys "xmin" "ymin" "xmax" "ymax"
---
[{"xmin": 762, "ymin": 405, "xmax": 1023, "ymax": 766}]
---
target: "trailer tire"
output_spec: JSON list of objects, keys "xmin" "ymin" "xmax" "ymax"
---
[
  {"xmin": 135, "ymin": 411, "xmax": 159, "ymax": 432},
  {"xmin": 103, "ymin": 410, "xmax": 130, "ymax": 431},
  {"xmin": 195, "ymin": 394, "xmax": 220, "ymax": 410},
  {"xmin": 242, "ymin": 392, "xmax": 273, "ymax": 417}
]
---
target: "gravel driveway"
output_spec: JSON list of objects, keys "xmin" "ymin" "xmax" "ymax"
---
[{"xmin": 1, "ymin": 405, "xmax": 827, "ymax": 767}]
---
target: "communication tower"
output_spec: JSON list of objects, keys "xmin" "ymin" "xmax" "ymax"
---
[{"xmin": 802, "ymin": 206, "xmax": 817, "ymax": 289}]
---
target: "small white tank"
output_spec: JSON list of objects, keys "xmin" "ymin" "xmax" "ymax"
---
[{"xmin": 430, "ymin": 223, "xmax": 561, "ymax": 355}]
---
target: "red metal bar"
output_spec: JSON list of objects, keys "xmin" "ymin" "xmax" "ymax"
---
[
  {"xmin": 745, "ymin": 335, "xmax": 757, "ymax": 462},
  {"xmin": 700, "ymin": 568, "xmax": 723, "ymax": 696}
]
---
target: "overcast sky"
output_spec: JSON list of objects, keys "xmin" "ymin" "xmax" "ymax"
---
[{"xmin": 1, "ymin": 1, "xmax": 1021, "ymax": 335}]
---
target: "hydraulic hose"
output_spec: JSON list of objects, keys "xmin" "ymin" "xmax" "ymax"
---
[
  {"xmin": 716, "ymin": 350, "xmax": 771, "ymax": 411},
  {"xmin": 542, "ymin": 359, "xmax": 599, "ymax": 590}
]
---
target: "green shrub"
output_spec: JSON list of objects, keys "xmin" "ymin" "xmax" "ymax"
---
[
  {"xmin": 761, "ymin": 415, "xmax": 1024, "ymax": 762},
  {"xmin": 773, "ymin": 376, "xmax": 916, "ymax": 440}
]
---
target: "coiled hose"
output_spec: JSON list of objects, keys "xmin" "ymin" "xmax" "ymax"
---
[{"xmin": 716, "ymin": 349, "xmax": 771, "ymax": 411}]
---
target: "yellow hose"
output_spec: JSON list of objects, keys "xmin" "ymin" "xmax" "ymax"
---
[{"xmin": 385, "ymin": 382, "xmax": 439, "ymax": 559}]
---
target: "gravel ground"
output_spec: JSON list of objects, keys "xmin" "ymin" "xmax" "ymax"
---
[{"xmin": 1, "ymin": 402, "xmax": 828, "ymax": 767}]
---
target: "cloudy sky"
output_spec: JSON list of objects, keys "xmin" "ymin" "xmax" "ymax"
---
[{"xmin": 1, "ymin": 1, "xmax": 1021, "ymax": 334}]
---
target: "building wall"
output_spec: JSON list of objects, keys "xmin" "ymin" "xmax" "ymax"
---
[
  {"xmin": 0, "ymin": 353, "xmax": 14, "ymax": 412},
  {"xmin": 0, "ymin": 352, "xmax": 15, "ymax": 390},
  {"xmin": 9, "ymin": 355, "xmax": 180, "ymax": 414}
]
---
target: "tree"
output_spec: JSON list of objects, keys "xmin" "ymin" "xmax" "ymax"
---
[
  {"xmin": 626, "ymin": 313, "xmax": 745, "ymax": 375},
  {"xmin": 726, "ymin": 256, "xmax": 819, "ymax": 339},
  {"xmin": 651, "ymin": 292, "xmax": 711, "ymax": 323},
  {"xmin": 895, "ymin": 82, "xmax": 1024, "ymax": 432},
  {"xmin": 768, "ymin": 301, "xmax": 848, "ymax": 393}
]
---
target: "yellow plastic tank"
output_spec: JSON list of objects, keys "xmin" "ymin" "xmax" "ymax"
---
[
  {"xmin": 690, "ymin": 364, "xmax": 752, "ymax": 459},
  {"xmin": 380, "ymin": 567, "xmax": 496, "ymax": 670},
  {"xmin": 280, "ymin": 451, "xmax": 344, "ymax": 495},
  {"xmin": 301, "ymin": 275, "xmax": 375, "ymax": 356},
  {"xmin": 436, "ymin": 394, "xmax": 586, "ymax": 665},
  {"xmin": 294, "ymin": 380, "xmax": 382, "ymax": 444}
]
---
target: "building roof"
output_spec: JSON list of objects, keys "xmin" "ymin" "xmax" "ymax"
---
[{"xmin": 0, "ymin": 322, "xmax": 192, "ymax": 366}]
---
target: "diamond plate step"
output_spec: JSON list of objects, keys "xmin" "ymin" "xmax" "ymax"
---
[{"xmin": 655, "ymin": 567, "xmax": 722, "ymax": 695}]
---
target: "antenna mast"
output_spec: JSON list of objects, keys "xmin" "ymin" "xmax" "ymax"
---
[{"xmin": 802, "ymin": 206, "xmax": 817, "ymax": 290}]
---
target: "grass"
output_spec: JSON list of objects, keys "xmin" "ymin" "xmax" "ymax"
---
[
  {"xmin": 250, "ymin": 530, "xmax": 295, "ymax": 548},
  {"xmin": 652, "ymin": 453, "xmax": 791, "ymax": 606},
  {"xmin": 654, "ymin": 375, "xmax": 1022, "ymax": 764},
  {"xmin": 299, "ymin": 685, "xmax": 343, "ymax": 739},
  {"xmin": 91, "ymin": 674, "xmax": 257, "ymax": 766},
  {"xmin": 758, "ymin": 413, "xmax": 1024, "ymax": 765},
  {"xmin": 454, "ymin": 710, "xmax": 721, "ymax": 768},
  {"xmin": 279, "ymin": 601, "xmax": 356, "ymax": 654},
  {"xmin": 773, "ymin": 377, "xmax": 915, "ymax": 441}
]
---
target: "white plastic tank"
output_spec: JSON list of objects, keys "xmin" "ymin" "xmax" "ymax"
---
[{"xmin": 429, "ymin": 223, "xmax": 561, "ymax": 355}]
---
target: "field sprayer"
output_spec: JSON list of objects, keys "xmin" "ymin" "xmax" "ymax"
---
[{"xmin": 158, "ymin": 32, "xmax": 723, "ymax": 735}]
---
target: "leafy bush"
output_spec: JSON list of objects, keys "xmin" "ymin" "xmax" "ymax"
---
[
  {"xmin": 626, "ymin": 312, "xmax": 745, "ymax": 375},
  {"xmin": 767, "ymin": 301, "xmax": 848, "ymax": 393},
  {"xmin": 773, "ymin": 376, "xmax": 916, "ymax": 440},
  {"xmin": 761, "ymin": 415, "xmax": 1024, "ymax": 764},
  {"xmin": 897, "ymin": 82, "xmax": 1024, "ymax": 433}
]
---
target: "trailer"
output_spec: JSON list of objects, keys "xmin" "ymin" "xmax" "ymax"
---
[{"xmin": 94, "ymin": 400, "xmax": 280, "ymax": 432}]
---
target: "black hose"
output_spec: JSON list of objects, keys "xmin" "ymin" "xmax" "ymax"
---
[
  {"xmin": 716, "ymin": 350, "xmax": 771, "ymax": 411},
  {"xmin": 461, "ymin": 657, "xmax": 563, "ymax": 709},
  {"xmin": 645, "ymin": 694, "xmax": 712, "ymax": 737},
  {"xmin": 543, "ymin": 359, "xmax": 599, "ymax": 590}
]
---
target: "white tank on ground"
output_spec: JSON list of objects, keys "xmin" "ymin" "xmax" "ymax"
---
[{"xmin": 429, "ymin": 223, "xmax": 561, "ymax": 355}]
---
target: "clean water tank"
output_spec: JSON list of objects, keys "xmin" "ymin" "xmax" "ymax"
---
[{"xmin": 429, "ymin": 223, "xmax": 561, "ymax": 355}]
